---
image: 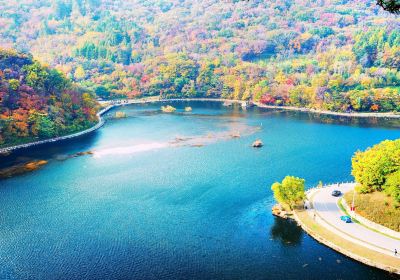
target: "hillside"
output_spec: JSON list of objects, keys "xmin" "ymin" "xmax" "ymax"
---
[
  {"xmin": 0, "ymin": 0, "xmax": 399, "ymax": 112},
  {"xmin": 0, "ymin": 49, "xmax": 98, "ymax": 147}
]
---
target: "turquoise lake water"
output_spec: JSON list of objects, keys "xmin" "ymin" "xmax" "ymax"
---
[{"xmin": 1, "ymin": 101, "xmax": 400, "ymax": 280}]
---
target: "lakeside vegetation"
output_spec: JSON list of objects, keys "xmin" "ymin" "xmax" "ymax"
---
[
  {"xmin": 352, "ymin": 139, "xmax": 400, "ymax": 206},
  {"xmin": 344, "ymin": 190, "xmax": 400, "ymax": 232},
  {"xmin": 350, "ymin": 139, "xmax": 400, "ymax": 231},
  {"xmin": 0, "ymin": 49, "xmax": 98, "ymax": 147},
  {"xmin": 271, "ymin": 176, "xmax": 305, "ymax": 210},
  {"xmin": 0, "ymin": 0, "xmax": 399, "ymax": 113}
]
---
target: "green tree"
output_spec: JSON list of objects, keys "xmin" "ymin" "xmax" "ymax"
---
[
  {"xmin": 29, "ymin": 112, "xmax": 56, "ymax": 138},
  {"xmin": 23, "ymin": 62, "xmax": 49, "ymax": 92},
  {"xmin": 352, "ymin": 139, "xmax": 400, "ymax": 193},
  {"xmin": 54, "ymin": 0, "xmax": 73, "ymax": 20},
  {"xmin": 74, "ymin": 66, "xmax": 86, "ymax": 80},
  {"xmin": 384, "ymin": 171, "xmax": 400, "ymax": 205},
  {"xmin": 377, "ymin": 0, "xmax": 400, "ymax": 14},
  {"xmin": 271, "ymin": 176, "xmax": 306, "ymax": 210},
  {"xmin": 8, "ymin": 79, "xmax": 20, "ymax": 91}
]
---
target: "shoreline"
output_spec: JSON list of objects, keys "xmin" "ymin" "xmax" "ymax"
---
[
  {"xmin": 1, "ymin": 97, "xmax": 400, "ymax": 154},
  {"xmin": 290, "ymin": 184, "xmax": 400, "ymax": 275},
  {"xmin": 253, "ymin": 102, "xmax": 400, "ymax": 119},
  {"xmin": 293, "ymin": 210, "xmax": 400, "ymax": 275},
  {"xmin": 293, "ymin": 211, "xmax": 400, "ymax": 275},
  {"xmin": 0, "ymin": 105, "xmax": 114, "ymax": 154}
]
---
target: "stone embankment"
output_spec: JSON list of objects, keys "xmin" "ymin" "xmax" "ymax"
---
[{"xmin": 0, "ymin": 105, "xmax": 114, "ymax": 154}]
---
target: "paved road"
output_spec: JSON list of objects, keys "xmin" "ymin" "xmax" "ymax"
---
[{"xmin": 307, "ymin": 183, "xmax": 400, "ymax": 257}]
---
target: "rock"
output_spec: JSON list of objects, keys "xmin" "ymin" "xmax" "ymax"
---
[
  {"xmin": 230, "ymin": 133, "xmax": 240, "ymax": 138},
  {"xmin": 74, "ymin": 151, "xmax": 93, "ymax": 157},
  {"xmin": 223, "ymin": 101, "xmax": 233, "ymax": 107},
  {"xmin": 25, "ymin": 160, "xmax": 48, "ymax": 170},
  {"xmin": 37, "ymin": 160, "xmax": 48, "ymax": 166},
  {"xmin": 184, "ymin": 106, "xmax": 192, "ymax": 112},
  {"xmin": 252, "ymin": 139, "xmax": 263, "ymax": 148},
  {"xmin": 115, "ymin": 111, "xmax": 127, "ymax": 118},
  {"xmin": 0, "ymin": 160, "xmax": 49, "ymax": 178},
  {"xmin": 161, "ymin": 105, "xmax": 176, "ymax": 113},
  {"xmin": 190, "ymin": 144, "xmax": 204, "ymax": 148}
]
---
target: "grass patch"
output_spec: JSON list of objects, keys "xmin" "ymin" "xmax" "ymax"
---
[
  {"xmin": 344, "ymin": 191, "xmax": 400, "ymax": 232},
  {"xmin": 338, "ymin": 198, "xmax": 347, "ymax": 214},
  {"xmin": 338, "ymin": 198, "xmax": 360, "ymax": 224},
  {"xmin": 296, "ymin": 210, "xmax": 400, "ymax": 270}
]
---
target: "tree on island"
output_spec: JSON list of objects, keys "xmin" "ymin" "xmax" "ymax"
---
[
  {"xmin": 271, "ymin": 176, "xmax": 306, "ymax": 210},
  {"xmin": 377, "ymin": 0, "xmax": 400, "ymax": 14}
]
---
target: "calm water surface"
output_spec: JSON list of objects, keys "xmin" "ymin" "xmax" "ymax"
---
[{"xmin": 1, "ymin": 101, "xmax": 400, "ymax": 280}]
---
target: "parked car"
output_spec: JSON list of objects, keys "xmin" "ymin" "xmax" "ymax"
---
[
  {"xmin": 340, "ymin": 215, "xmax": 352, "ymax": 223},
  {"xmin": 331, "ymin": 190, "xmax": 342, "ymax": 197}
]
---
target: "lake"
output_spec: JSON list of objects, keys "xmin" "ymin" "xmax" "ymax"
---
[{"xmin": 1, "ymin": 101, "xmax": 399, "ymax": 280}]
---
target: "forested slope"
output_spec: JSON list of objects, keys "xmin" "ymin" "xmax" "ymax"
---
[
  {"xmin": 0, "ymin": 0, "xmax": 399, "ymax": 112},
  {"xmin": 0, "ymin": 49, "xmax": 98, "ymax": 147}
]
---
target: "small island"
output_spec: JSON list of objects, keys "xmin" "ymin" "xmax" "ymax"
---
[{"xmin": 252, "ymin": 139, "xmax": 263, "ymax": 148}]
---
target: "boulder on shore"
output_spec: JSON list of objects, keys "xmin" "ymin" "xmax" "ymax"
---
[
  {"xmin": 252, "ymin": 139, "xmax": 263, "ymax": 148},
  {"xmin": 272, "ymin": 204, "xmax": 292, "ymax": 219}
]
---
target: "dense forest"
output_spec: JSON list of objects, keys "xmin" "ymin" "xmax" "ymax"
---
[
  {"xmin": 0, "ymin": 49, "xmax": 98, "ymax": 147},
  {"xmin": 0, "ymin": 0, "xmax": 399, "ymax": 112}
]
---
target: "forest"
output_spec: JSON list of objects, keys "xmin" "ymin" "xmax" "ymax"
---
[
  {"xmin": 0, "ymin": 0, "xmax": 399, "ymax": 115},
  {"xmin": 0, "ymin": 49, "xmax": 98, "ymax": 147}
]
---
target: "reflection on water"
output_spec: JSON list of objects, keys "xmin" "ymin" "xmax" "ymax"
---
[{"xmin": 270, "ymin": 217, "xmax": 303, "ymax": 246}]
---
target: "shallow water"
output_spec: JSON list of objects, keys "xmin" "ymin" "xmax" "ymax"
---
[{"xmin": 0, "ymin": 101, "xmax": 399, "ymax": 280}]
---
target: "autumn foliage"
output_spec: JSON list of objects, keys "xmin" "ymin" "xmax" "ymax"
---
[
  {"xmin": 0, "ymin": 0, "xmax": 399, "ymax": 114},
  {"xmin": 0, "ymin": 49, "xmax": 98, "ymax": 147}
]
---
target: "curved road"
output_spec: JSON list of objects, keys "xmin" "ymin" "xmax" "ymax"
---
[{"xmin": 307, "ymin": 183, "xmax": 400, "ymax": 257}]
